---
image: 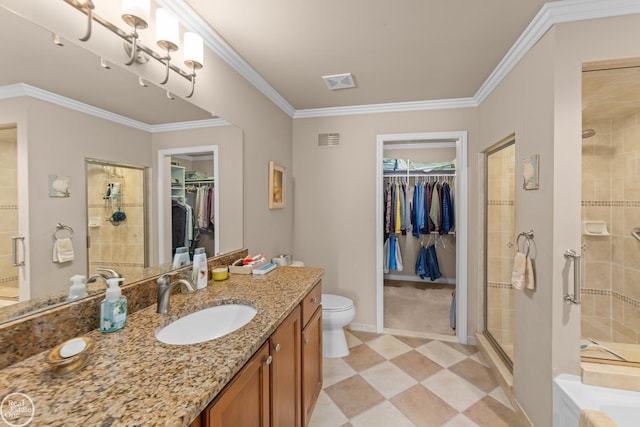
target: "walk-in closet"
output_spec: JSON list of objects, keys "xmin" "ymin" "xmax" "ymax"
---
[
  {"xmin": 170, "ymin": 153, "xmax": 216, "ymax": 258},
  {"xmin": 382, "ymin": 143, "xmax": 458, "ymax": 337}
]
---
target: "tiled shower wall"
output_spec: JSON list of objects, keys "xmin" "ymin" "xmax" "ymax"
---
[
  {"xmin": 0, "ymin": 127, "xmax": 18, "ymax": 301},
  {"xmin": 87, "ymin": 163, "xmax": 145, "ymax": 279},
  {"xmin": 486, "ymin": 143, "xmax": 516, "ymax": 356},
  {"xmin": 582, "ymin": 114, "xmax": 640, "ymax": 344}
]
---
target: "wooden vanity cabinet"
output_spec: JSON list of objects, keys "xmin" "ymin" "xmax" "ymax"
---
[
  {"xmin": 204, "ymin": 342, "xmax": 271, "ymax": 427},
  {"xmin": 270, "ymin": 305, "xmax": 301, "ymax": 427},
  {"xmin": 301, "ymin": 282, "xmax": 322, "ymax": 427},
  {"xmin": 202, "ymin": 281, "xmax": 322, "ymax": 427}
]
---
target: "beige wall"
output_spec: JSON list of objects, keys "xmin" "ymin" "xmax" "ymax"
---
[
  {"xmin": 151, "ymin": 126, "xmax": 244, "ymax": 260},
  {"xmin": 292, "ymin": 109, "xmax": 479, "ymax": 336}
]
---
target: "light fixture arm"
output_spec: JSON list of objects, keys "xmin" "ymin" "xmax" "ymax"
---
[
  {"xmin": 124, "ymin": 28, "xmax": 140, "ymax": 66},
  {"xmin": 160, "ymin": 50, "xmax": 172, "ymax": 85},
  {"xmin": 78, "ymin": 0, "xmax": 95, "ymax": 42},
  {"xmin": 186, "ymin": 70, "xmax": 196, "ymax": 98}
]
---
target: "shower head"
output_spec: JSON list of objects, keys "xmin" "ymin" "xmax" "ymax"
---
[{"xmin": 582, "ymin": 129, "xmax": 596, "ymax": 139}]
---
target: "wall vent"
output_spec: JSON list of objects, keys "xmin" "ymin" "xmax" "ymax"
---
[
  {"xmin": 322, "ymin": 73, "xmax": 355, "ymax": 90},
  {"xmin": 318, "ymin": 132, "xmax": 340, "ymax": 147}
]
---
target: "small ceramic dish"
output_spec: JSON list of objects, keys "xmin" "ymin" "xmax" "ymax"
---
[
  {"xmin": 212, "ymin": 267, "xmax": 229, "ymax": 281},
  {"xmin": 47, "ymin": 336, "xmax": 94, "ymax": 377}
]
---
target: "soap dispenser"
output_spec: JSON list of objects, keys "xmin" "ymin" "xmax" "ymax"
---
[
  {"xmin": 100, "ymin": 277, "xmax": 127, "ymax": 333},
  {"xmin": 66, "ymin": 274, "xmax": 87, "ymax": 301}
]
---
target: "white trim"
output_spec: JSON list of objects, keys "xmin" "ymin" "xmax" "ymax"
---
[
  {"xmin": 376, "ymin": 131, "xmax": 469, "ymax": 344},
  {"xmin": 156, "ymin": 0, "xmax": 296, "ymax": 117},
  {"xmin": 161, "ymin": 0, "xmax": 640, "ymax": 118},
  {"xmin": 0, "ymin": 83, "xmax": 230, "ymax": 133},
  {"xmin": 384, "ymin": 142, "xmax": 457, "ymax": 150},
  {"xmin": 157, "ymin": 145, "xmax": 219, "ymax": 265},
  {"xmin": 348, "ymin": 323, "xmax": 378, "ymax": 333}
]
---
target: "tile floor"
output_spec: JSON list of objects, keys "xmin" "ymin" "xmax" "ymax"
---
[{"xmin": 309, "ymin": 330, "xmax": 527, "ymax": 427}]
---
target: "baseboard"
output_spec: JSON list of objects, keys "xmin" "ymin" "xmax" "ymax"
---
[
  {"xmin": 384, "ymin": 274, "xmax": 456, "ymax": 285},
  {"xmin": 348, "ymin": 323, "xmax": 377, "ymax": 333},
  {"xmin": 383, "ymin": 327, "xmax": 458, "ymax": 343}
]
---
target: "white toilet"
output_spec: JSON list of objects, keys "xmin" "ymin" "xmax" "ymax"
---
[{"xmin": 322, "ymin": 294, "xmax": 356, "ymax": 358}]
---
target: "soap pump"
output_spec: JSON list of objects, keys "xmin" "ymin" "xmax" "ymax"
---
[
  {"xmin": 67, "ymin": 274, "xmax": 87, "ymax": 301},
  {"xmin": 100, "ymin": 277, "xmax": 127, "ymax": 333}
]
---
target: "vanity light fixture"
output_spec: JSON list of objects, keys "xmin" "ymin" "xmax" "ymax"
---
[
  {"xmin": 156, "ymin": 8, "xmax": 179, "ymax": 85},
  {"xmin": 63, "ymin": 0, "xmax": 205, "ymax": 98}
]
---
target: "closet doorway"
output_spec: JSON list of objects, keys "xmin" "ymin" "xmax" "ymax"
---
[
  {"xmin": 157, "ymin": 146, "xmax": 219, "ymax": 264},
  {"xmin": 376, "ymin": 132, "xmax": 468, "ymax": 344}
]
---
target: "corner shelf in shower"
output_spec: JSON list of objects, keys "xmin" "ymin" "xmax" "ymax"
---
[{"xmin": 582, "ymin": 221, "xmax": 610, "ymax": 236}]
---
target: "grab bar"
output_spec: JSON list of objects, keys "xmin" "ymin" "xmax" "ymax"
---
[
  {"xmin": 564, "ymin": 249, "xmax": 581, "ymax": 304},
  {"xmin": 632, "ymin": 227, "xmax": 640, "ymax": 241},
  {"xmin": 11, "ymin": 235, "xmax": 25, "ymax": 267}
]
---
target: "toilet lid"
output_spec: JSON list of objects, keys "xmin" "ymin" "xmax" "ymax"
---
[{"xmin": 322, "ymin": 294, "xmax": 354, "ymax": 311}]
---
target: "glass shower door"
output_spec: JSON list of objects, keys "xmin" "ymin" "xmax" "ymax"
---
[
  {"xmin": 0, "ymin": 125, "xmax": 19, "ymax": 306},
  {"xmin": 484, "ymin": 139, "xmax": 516, "ymax": 369}
]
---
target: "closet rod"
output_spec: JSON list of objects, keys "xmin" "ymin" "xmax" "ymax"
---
[{"xmin": 384, "ymin": 172, "xmax": 455, "ymax": 178}]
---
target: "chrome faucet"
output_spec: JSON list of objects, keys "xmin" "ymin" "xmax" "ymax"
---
[
  {"xmin": 87, "ymin": 267, "xmax": 122, "ymax": 285},
  {"xmin": 156, "ymin": 274, "xmax": 196, "ymax": 314}
]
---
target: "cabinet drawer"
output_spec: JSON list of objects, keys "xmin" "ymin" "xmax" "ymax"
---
[{"xmin": 301, "ymin": 281, "xmax": 322, "ymax": 328}]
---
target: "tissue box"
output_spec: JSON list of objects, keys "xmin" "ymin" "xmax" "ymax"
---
[{"xmin": 229, "ymin": 258, "xmax": 268, "ymax": 274}]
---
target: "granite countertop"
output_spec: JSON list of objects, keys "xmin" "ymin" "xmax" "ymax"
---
[{"xmin": 0, "ymin": 266, "xmax": 323, "ymax": 426}]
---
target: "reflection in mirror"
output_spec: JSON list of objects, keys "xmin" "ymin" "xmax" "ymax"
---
[
  {"xmin": 580, "ymin": 61, "xmax": 640, "ymax": 366},
  {"xmin": 86, "ymin": 159, "xmax": 148, "ymax": 279},
  {"xmin": 484, "ymin": 139, "xmax": 516, "ymax": 371},
  {"xmin": 0, "ymin": 125, "xmax": 18, "ymax": 307},
  {"xmin": 0, "ymin": 6, "xmax": 243, "ymax": 324}
]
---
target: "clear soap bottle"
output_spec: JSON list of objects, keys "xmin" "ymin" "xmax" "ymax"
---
[{"xmin": 100, "ymin": 277, "xmax": 127, "ymax": 333}]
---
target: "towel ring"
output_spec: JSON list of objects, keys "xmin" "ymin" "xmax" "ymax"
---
[
  {"xmin": 53, "ymin": 223, "xmax": 74, "ymax": 241},
  {"xmin": 516, "ymin": 230, "xmax": 534, "ymax": 257}
]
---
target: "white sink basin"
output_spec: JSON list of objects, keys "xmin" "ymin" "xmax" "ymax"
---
[{"xmin": 156, "ymin": 303, "xmax": 257, "ymax": 345}]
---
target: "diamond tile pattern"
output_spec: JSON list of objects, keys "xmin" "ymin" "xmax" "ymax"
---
[{"xmin": 309, "ymin": 331, "xmax": 527, "ymax": 427}]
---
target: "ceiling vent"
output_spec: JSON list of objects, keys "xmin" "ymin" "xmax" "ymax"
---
[
  {"xmin": 322, "ymin": 73, "xmax": 355, "ymax": 90},
  {"xmin": 318, "ymin": 132, "xmax": 340, "ymax": 147}
]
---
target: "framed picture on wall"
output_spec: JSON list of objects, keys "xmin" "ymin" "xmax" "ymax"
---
[{"xmin": 269, "ymin": 161, "xmax": 286, "ymax": 209}]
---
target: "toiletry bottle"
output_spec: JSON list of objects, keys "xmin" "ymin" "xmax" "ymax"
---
[
  {"xmin": 67, "ymin": 274, "xmax": 87, "ymax": 301},
  {"xmin": 173, "ymin": 246, "xmax": 191, "ymax": 269},
  {"xmin": 100, "ymin": 278, "xmax": 127, "ymax": 333},
  {"xmin": 192, "ymin": 247, "xmax": 208, "ymax": 290}
]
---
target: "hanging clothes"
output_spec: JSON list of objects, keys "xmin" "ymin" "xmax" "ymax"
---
[
  {"xmin": 383, "ymin": 235, "xmax": 404, "ymax": 273},
  {"xmin": 415, "ymin": 243, "xmax": 442, "ymax": 281}
]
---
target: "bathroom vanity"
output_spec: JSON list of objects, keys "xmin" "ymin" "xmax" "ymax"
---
[{"xmin": 0, "ymin": 266, "xmax": 324, "ymax": 426}]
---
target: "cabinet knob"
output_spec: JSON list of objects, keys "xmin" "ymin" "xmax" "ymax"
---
[
  {"xmin": 274, "ymin": 343, "xmax": 281, "ymax": 352},
  {"xmin": 304, "ymin": 338, "xmax": 309, "ymax": 345},
  {"xmin": 265, "ymin": 355, "xmax": 273, "ymax": 365},
  {"xmin": 310, "ymin": 297, "xmax": 317, "ymax": 304}
]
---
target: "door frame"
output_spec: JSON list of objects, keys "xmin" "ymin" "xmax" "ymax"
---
[
  {"xmin": 157, "ymin": 145, "xmax": 219, "ymax": 264},
  {"xmin": 375, "ymin": 131, "xmax": 468, "ymax": 344}
]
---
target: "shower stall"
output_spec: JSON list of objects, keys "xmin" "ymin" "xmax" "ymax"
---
[
  {"xmin": 580, "ymin": 64, "xmax": 640, "ymax": 364},
  {"xmin": 484, "ymin": 138, "xmax": 516, "ymax": 368}
]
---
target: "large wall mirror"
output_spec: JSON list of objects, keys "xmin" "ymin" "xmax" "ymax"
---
[
  {"xmin": 580, "ymin": 60, "xmax": 640, "ymax": 366},
  {"xmin": 0, "ymin": 5, "xmax": 244, "ymax": 322}
]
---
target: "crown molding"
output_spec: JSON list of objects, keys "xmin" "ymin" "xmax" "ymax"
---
[
  {"xmin": 159, "ymin": 0, "xmax": 640, "ymax": 119},
  {"xmin": 0, "ymin": 83, "xmax": 229, "ymax": 132},
  {"xmin": 473, "ymin": 0, "xmax": 640, "ymax": 105},
  {"xmin": 157, "ymin": 0, "xmax": 297, "ymax": 118},
  {"xmin": 293, "ymin": 97, "xmax": 478, "ymax": 118}
]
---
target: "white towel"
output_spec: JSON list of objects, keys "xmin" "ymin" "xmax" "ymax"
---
[
  {"xmin": 524, "ymin": 255, "xmax": 535, "ymax": 290},
  {"xmin": 511, "ymin": 251, "xmax": 526, "ymax": 290},
  {"xmin": 53, "ymin": 238, "xmax": 74, "ymax": 263}
]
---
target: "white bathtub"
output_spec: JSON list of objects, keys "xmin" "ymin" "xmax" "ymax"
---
[{"xmin": 553, "ymin": 374, "xmax": 640, "ymax": 427}]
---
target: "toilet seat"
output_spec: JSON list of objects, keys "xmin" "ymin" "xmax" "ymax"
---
[{"xmin": 322, "ymin": 294, "xmax": 354, "ymax": 312}]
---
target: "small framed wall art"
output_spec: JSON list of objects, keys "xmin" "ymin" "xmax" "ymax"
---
[
  {"xmin": 268, "ymin": 161, "xmax": 286, "ymax": 209},
  {"xmin": 522, "ymin": 154, "xmax": 539, "ymax": 190}
]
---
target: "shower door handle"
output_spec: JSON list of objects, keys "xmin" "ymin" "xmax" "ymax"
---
[
  {"xmin": 12, "ymin": 235, "xmax": 25, "ymax": 267},
  {"xmin": 564, "ymin": 249, "xmax": 581, "ymax": 304}
]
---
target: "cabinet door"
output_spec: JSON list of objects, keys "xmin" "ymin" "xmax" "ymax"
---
[
  {"xmin": 205, "ymin": 342, "xmax": 271, "ymax": 427},
  {"xmin": 270, "ymin": 306, "xmax": 301, "ymax": 427},
  {"xmin": 301, "ymin": 307, "xmax": 322, "ymax": 427}
]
